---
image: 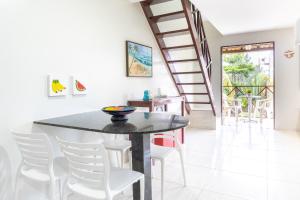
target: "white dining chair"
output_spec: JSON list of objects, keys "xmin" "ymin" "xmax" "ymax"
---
[
  {"xmin": 12, "ymin": 130, "xmax": 68, "ymax": 200},
  {"xmin": 232, "ymin": 99, "xmax": 242, "ymax": 122},
  {"xmin": 222, "ymin": 96, "xmax": 234, "ymax": 124},
  {"xmin": 254, "ymin": 98, "xmax": 272, "ymax": 122},
  {"xmin": 222, "ymin": 96, "xmax": 243, "ymax": 124},
  {"xmin": 0, "ymin": 146, "xmax": 13, "ymax": 200},
  {"xmin": 151, "ymin": 131, "xmax": 186, "ymax": 200},
  {"xmin": 56, "ymin": 137, "xmax": 144, "ymax": 200},
  {"xmin": 102, "ymin": 134, "xmax": 132, "ymax": 168}
]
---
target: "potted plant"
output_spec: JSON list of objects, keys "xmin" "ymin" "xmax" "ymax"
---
[{"xmin": 246, "ymin": 89, "xmax": 252, "ymax": 96}]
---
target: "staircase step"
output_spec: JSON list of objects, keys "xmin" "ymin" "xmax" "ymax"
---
[
  {"xmin": 150, "ymin": 11, "xmax": 185, "ymax": 23},
  {"xmin": 168, "ymin": 59, "xmax": 198, "ymax": 63},
  {"xmin": 176, "ymin": 82, "xmax": 205, "ymax": 85},
  {"xmin": 149, "ymin": 0, "xmax": 175, "ymax": 5},
  {"xmin": 181, "ymin": 93, "xmax": 208, "ymax": 95},
  {"xmin": 162, "ymin": 44, "xmax": 194, "ymax": 51},
  {"xmin": 172, "ymin": 71, "xmax": 202, "ymax": 75},
  {"xmin": 156, "ymin": 29, "xmax": 190, "ymax": 38},
  {"xmin": 186, "ymin": 102, "xmax": 211, "ymax": 104}
]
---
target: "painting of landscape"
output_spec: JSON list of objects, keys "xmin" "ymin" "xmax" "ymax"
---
[{"xmin": 126, "ymin": 41, "xmax": 152, "ymax": 77}]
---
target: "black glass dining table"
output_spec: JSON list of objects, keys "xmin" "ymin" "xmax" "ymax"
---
[{"xmin": 34, "ymin": 111, "xmax": 189, "ymax": 200}]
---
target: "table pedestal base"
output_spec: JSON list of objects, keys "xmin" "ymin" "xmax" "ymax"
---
[{"xmin": 130, "ymin": 134, "xmax": 152, "ymax": 200}]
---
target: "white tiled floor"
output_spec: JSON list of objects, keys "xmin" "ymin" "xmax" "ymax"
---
[
  {"xmin": 19, "ymin": 123, "xmax": 300, "ymax": 200},
  {"xmin": 149, "ymin": 123, "xmax": 300, "ymax": 200}
]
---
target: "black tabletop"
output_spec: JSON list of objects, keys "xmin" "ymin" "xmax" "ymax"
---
[{"xmin": 34, "ymin": 111, "xmax": 189, "ymax": 134}]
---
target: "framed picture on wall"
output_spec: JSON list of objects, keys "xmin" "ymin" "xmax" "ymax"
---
[
  {"xmin": 47, "ymin": 75, "xmax": 67, "ymax": 97},
  {"xmin": 126, "ymin": 41, "xmax": 153, "ymax": 77},
  {"xmin": 71, "ymin": 76, "xmax": 87, "ymax": 95}
]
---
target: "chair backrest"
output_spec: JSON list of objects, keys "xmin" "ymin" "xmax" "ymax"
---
[
  {"xmin": 56, "ymin": 137, "xmax": 110, "ymax": 191},
  {"xmin": 11, "ymin": 130, "xmax": 53, "ymax": 171},
  {"xmin": 232, "ymin": 99, "xmax": 242, "ymax": 107},
  {"xmin": 0, "ymin": 146, "xmax": 13, "ymax": 200},
  {"xmin": 152, "ymin": 131, "xmax": 182, "ymax": 150},
  {"xmin": 222, "ymin": 95, "xmax": 230, "ymax": 107},
  {"xmin": 265, "ymin": 99, "xmax": 273, "ymax": 107},
  {"xmin": 256, "ymin": 99, "xmax": 272, "ymax": 109}
]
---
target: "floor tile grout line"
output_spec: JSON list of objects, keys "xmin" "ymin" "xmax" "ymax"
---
[
  {"xmin": 151, "ymin": 176, "xmax": 207, "ymax": 191},
  {"xmin": 198, "ymin": 188, "xmax": 254, "ymax": 200},
  {"xmin": 164, "ymin": 160, "xmax": 269, "ymax": 181}
]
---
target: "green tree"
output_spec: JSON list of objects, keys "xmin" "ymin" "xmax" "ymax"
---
[{"xmin": 223, "ymin": 53, "xmax": 256, "ymax": 84}]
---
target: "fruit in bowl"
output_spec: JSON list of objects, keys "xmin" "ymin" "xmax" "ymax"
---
[{"xmin": 102, "ymin": 106, "xmax": 136, "ymax": 121}]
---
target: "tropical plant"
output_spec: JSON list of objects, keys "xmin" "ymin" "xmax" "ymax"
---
[
  {"xmin": 223, "ymin": 53, "xmax": 256, "ymax": 84},
  {"xmin": 223, "ymin": 73, "xmax": 236, "ymax": 97}
]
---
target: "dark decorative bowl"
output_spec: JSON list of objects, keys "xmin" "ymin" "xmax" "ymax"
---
[{"xmin": 102, "ymin": 106, "xmax": 136, "ymax": 121}]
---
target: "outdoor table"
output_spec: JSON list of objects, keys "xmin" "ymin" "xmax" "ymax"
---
[{"xmin": 34, "ymin": 111, "xmax": 189, "ymax": 200}]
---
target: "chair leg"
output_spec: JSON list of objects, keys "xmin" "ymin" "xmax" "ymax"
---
[
  {"xmin": 129, "ymin": 150, "xmax": 132, "ymax": 170},
  {"xmin": 116, "ymin": 151, "xmax": 121, "ymax": 167},
  {"xmin": 260, "ymin": 110, "xmax": 265, "ymax": 123},
  {"xmin": 14, "ymin": 177, "xmax": 21, "ymax": 200},
  {"xmin": 151, "ymin": 159, "xmax": 155, "ymax": 179},
  {"xmin": 49, "ymin": 178, "xmax": 56, "ymax": 200},
  {"xmin": 14, "ymin": 166, "xmax": 22, "ymax": 200},
  {"xmin": 179, "ymin": 150, "xmax": 187, "ymax": 187},
  {"xmin": 235, "ymin": 108, "xmax": 239, "ymax": 123},
  {"xmin": 57, "ymin": 179, "xmax": 64, "ymax": 200},
  {"xmin": 121, "ymin": 151, "xmax": 124, "ymax": 168},
  {"xmin": 140, "ymin": 177, "xmax": 145, "ymax": 200},
  {"xmin": 62, "ymin": 181, "xmax": 70, "ymax": 200},
  {"xmin": 161, "ymin": 160, "xmax": 165, "ymax": 200}
]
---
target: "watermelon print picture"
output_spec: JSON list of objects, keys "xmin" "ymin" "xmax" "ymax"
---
[{"xmin": 71, "ymin": 76, "xmax": 87, "ymax": 95}]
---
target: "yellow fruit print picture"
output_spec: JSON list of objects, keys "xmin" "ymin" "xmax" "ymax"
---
[{"xmin": 48, "ymin": 75, "xmax": 67, "ymax": 97}]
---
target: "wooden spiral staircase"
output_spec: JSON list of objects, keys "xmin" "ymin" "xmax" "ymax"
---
[{"xmin": 141, "ymin": 0, "xmax": 216, "ymax": 116}]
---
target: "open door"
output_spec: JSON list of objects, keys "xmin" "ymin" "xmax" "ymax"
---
[{"xmin": 221, "ymin": 42, "xmax": 275, "ymax": 129}]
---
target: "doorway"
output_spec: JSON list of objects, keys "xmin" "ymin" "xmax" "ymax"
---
[{"xmin": 221, "ymin": 42, "xmax": 275, "ymax": 128}]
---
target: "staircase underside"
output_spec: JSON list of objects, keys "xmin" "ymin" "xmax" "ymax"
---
[{"xmin": 141, "ymin": 0, "xmax": 216, "ymax": 115}]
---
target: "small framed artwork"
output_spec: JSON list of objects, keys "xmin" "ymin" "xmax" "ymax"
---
[
  {"xmin": 126, "ymin": 41, "xmax": 153, "ymax": 77},
  {"xmin": 71, "ymin": 76, "xmax": 87, "ymax": 95},
  {"xmin": 48, "ymin": 75, "xmax": 67, "ymax": 97}
]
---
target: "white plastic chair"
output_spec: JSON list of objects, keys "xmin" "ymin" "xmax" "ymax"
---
[
  {"xmin": 56, "ymin": 137, "xmax": 144, "ymax": 200},
  {"xmin": 12, "ymin": 130, "xmax": 68, "ymax": 200},
  {"xmin": 222, "ymin": 96, "xmax": 242, "ymax": 123},
  {"xmin": 151, "ymin": 131, "xmax": 186, "ymax": 200},
  {"xmin": 223, "ymin": 98, "xmax": 233, "ymax": 117},
  {"xmin": 254, "ymin": 98, "xmax": 273, "ymax": 122},
  {"xmin": 232, "ymin": 99, "xmax": 242, "ymax": 122},
  {"xmin": 102, "ymin": 134, "xmax": 132, "ymax": 168},
  {"xmin": 222, "ymin": 96, "xmax": 234, "ymax": 124},
  {"xmin": 0, "ymin": 146, "xmax": 13, "ymax": 200}
]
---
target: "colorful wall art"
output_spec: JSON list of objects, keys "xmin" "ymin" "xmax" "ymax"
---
[
  {"xmin": 71, "ymin": 76, "xmax": 87, "ymax": 95},
  {"xmin": 126, "ymin": 41, "xmax": 152, "ymax": 77},
  {"xmin": 48, "ymin": 75, "xmax": 67, "ymax": 96}
]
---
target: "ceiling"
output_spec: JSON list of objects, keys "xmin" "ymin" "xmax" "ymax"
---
[{"xmin": 191, "ymin": 0, "xmax": 300, "ymax": 35}]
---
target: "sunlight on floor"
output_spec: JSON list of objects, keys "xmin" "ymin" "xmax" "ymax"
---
[{"xmin": 150, "ymin": 124, "xmax": 300, "ymax": 200}]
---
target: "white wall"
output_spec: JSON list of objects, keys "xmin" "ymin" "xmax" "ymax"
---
[
  {"xmin": 0, "ymin": 0, "xmax": 177, "ymax": 171},
  {"xmin": 204, "ymin": 21, "xmax": 300, "ymax": 130}
]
